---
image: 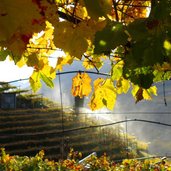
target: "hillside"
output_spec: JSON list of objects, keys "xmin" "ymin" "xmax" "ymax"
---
[{"xmin": 0, "ymin": 108, "xmax": 148, "ymax": 161}]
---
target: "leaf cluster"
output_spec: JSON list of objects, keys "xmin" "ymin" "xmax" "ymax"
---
[{"xmin": 0, "ymin": 0, "xmax": 171, "ymax": 110}]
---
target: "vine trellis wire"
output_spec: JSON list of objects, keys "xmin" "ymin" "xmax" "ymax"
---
[
  {"xmin": 0, "ymin": 70, "xmax": 110, "ymax": 85},
  {"xmin": 0, "ymin": 69, "xmax": 171, "ymax": 160}
]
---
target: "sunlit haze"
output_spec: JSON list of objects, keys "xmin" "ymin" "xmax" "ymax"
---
[
  {"xmin": 0, "ymin": 57, "xmax": 33, "ymax": 82},
  {"xmin": 0, "ymin": 50, "xmax": 64, "ymax": 83}
]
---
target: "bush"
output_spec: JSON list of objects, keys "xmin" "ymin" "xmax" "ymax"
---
[{"xmin": 0, "ymin": 148, "xmax": 171, "ymax": 171}]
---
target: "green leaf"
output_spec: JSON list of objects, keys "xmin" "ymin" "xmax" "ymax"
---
[
  {"xmin": 153, "ymin": 70, "xmax": 163, "ymax": 82},
  {"xmin": 40, "ymin": 72, "xmax": 54, "ymax": 88},
  {"xmin": 0, "ymin": 49, "xmax": 10, "ymax": 61},
  {"xmin": 143, "ymin": 37, "xmax": 164, "ymax": 66},
  {"xmin": 111, "ymin": 61, "xmax": 123, "ymax": 80},
  {"xmin": 94, "ymin": 22, "xmax": 128, "ymax": 55},
  {"xmin": 137, "ymin": 73, "xmax": 154, "ymax": 89},
  {"xmin": 127, "ymin": 19, "xmax": 149, "ymax": 41},
  {"xmin": 125, "ymin": 35, "xmax": 165, "ymax": 68},
  {"xmin": 149, "ymin": 0, "xmax": 171, "ymax": 22},
  {"xmin": 123, "ymin": 67, "xmax": 154, "ymax": 89}
]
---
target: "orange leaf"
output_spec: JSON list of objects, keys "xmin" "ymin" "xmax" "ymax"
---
[{"xmin": 71, "ymin": 72, "xmax": 92, "ymax": 98}]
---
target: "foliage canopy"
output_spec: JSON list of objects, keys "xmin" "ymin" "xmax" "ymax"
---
[{"xmin": 0, "ymin": 0, "xmax": 171, "ymax": 110}]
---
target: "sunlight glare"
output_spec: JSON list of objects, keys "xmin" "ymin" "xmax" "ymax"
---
[{"xmin": 0, "ymin": 57, "xmax": 33, "ymax": 82}]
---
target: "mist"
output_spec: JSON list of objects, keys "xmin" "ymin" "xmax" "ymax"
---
[{"xmin": 39, "ymin": 59, "xmax": 171, "ymax": 157}]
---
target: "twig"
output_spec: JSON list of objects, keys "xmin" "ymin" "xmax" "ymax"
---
[
  {"xmin": 112, "ymin": 0, "xmax": 119, "ymax": 21},
  {"xmin": 83, "ymin": 54, "xmax": 99, "ymax": 73},
  {"xmin": 72, "ymin": 0, "xmax": 79, "ymax": 23}
]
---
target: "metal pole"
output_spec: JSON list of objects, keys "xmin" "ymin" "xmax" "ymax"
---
[
  {"xmin": 58, "ymin": 70, "xmax": 64, "ymax": 159},
  {"xmin": 125, "ymin": 116, "xmax": 129, "ymax": 159}
]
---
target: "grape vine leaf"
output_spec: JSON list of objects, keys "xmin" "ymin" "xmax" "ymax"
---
[
  {"xmin": 83, "ymin": 54, "xmax": 105, "ymax": 70},
  {"xmin": 53, "ymin": 21, "xmax": 100, "ymax": 59},
  {"xmin": 111, "ymin": 61, "xmax": 130, "ymax": 94},
  {"xmin": 127, "ymin": 19, "xmax": 149, "ymax": 41},
  {"xmin": 94, "ymin": 22, "xmax": 128, "ymax": 55},
  {"xmin": 40, "ymin": 72, "xmax": 54, "ymax": 88},
  {"xmin": 26, "ymin": 53, "xmax": 39, "ymax": 67},
  {"xmin": 83, "ymin": 0, "xmax": 112, "ymax": 20},
  {"xmin": 16, "ymin": 56, "xmax": 27, "ymax": 68},
  {"xmin": 132, "ymin": 85, "xmax": 157, "ymax": 103},
  {"xmin": 124, "ymin": 67, "xmax": 154, "ymax": 89},
  {"xmin": 56, "ymin": 54, "xmax": 74, "ymax": 71},
  {"xmin": 0, "ymin": 49, "xmax": 11, "ymax": 61},
  {"xmin": 89, "ymin": 78, "xmax": 117, "ymax": 110},
  {"xmin": 71, "ymin": 72, "xmax": 92, "ymax": 98},
  {"xmin": 0, "ymin": 0, "xmax": 46, "ymax": 57},
  {"xmin": 116, "ymin": 78, "xmax": 130, "ymax": 94},
  {"xmin": 29, "ymin": 71, "xmax": 41, "ymax": 92},
  {"xmin": 0, "ymin": 0, "xmax": 171, "ymax": 111},
  {"xmin": 111, "ymin": 61, "xmax": 123, "ymax": 80},
  {"xmin": 29, "ymin": 58, "xmax": 56, "ymax": 92}
]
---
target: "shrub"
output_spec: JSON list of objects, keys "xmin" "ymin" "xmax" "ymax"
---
[{"xmin": 0, "ymin": 148, "xmax": 171, "ymax": 171}]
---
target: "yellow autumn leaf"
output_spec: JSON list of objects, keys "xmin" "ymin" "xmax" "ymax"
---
[
  {"xmin": 148, "ymin": 86, "xmax": 157, "ymax": 96},
  {"xmin": 116, "ymin": 78, "xmax": 130, "ymax": 94},
  {"xmin": 94, "ymin": 77, "xmax": 105, "ymax": 89},
  {"xmin": 27, "ymin": 21, "xmax": 56, "ymax": 61},
  {"xmin": 142, "ymin": 89, "xmax": 152, "ymax": 100},
  {"xmin": 67, "ymin": 5, "xmax": 88, "ymax": 20},
  {"xmin": 143, "ymin": 86, "xmax": 157, "ymax": 100},
  {"xmin": 102, "ymin": 79, "xmax": 117, "ymax": 110},
  {"xmin": 71, "ymin": 72, "xmax": 92, "ymax": 98},
  {"xmin": 131, "ymin": 84, "xmax": 139, "ymax": 97},
  {"xmin": 0, "ymin": 0, "xmax": 48, "ymax": 57},
  {"xmin": 53, "ymin": 20, "xmax": 105, "ymax": 59},
  {"xmin": 28, "ymin": 56, "xmax": 56, "ymax": 91},
  {"xmin": 54, "ymin": 21, "xmax": 89, "ymax": 59},
  {"xmin": 0, "ymin": 0, "xmax": 43, "ymax": 41},
  {"xmin": 41, "ymin": 64, "xmax": 56, "ymax": 79},
  {"xmin": 89, "ymin": 78, "xmax": 105, "ymax": 110},
  {"xmin": 89, "ymin": 78, "xmax": 117, "ymax": 110},
  {"xmin": 89, "ymin": 89, "xmax": 105, "ymax": 110},
  {"xmin": 83, "ymin": 55, "xmax": 104, "ymax": 70},
  {"xmin": 32, "ymin": 21, "xmax": 54, "ymax": 47},
  {"xmin": 16, "ymin": 56, "xmax": 27, "ymax": 68},
  {"xmin": 111, "ymin": 61, "xmax": 124, "ymax": 80},
  {"xmin": 56, "ymin": 57, "xmax": 64, "ymax": 71},
  {"xmin": 29, "ymin": 71, "xmax": 41, "ymax": 92},
  {"xmin": 132, "ymin": 85, "xmax": 157, "ymax": 103},
  {"xmin": 56, "ymin": 54, "xmax": 74, "ymax": 71}
]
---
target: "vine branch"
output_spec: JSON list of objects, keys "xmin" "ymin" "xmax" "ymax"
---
[
  {"xmin": 112, "ymin": 0, "xmax": 119, "ymax": 21},
  {"xmin": 83, "ymin": 54, "xmax": 99, "ymax": 73}
]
